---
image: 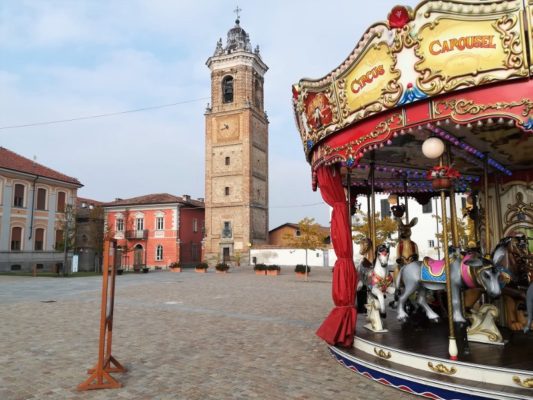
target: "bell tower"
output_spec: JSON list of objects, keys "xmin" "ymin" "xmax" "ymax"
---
[{"xmin": 204, "ymin": 14, "xmax": 269, "ymax": 265}]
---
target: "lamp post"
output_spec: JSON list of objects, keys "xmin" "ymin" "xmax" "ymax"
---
[{"xmin": 422, "ymin": 136, "xmax": 458, "ymax": 360}]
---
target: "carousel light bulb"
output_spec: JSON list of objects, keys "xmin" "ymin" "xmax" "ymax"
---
[{"xmin": 422, "ymin": 136, "xmax": 445, "ymax": 159}]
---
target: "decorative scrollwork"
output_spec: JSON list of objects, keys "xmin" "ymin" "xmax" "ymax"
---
[
  {"xmin": 428, "ymin": 362, "xmax": 457, "ymax": 375},
  {"xmin": 435, "ymin": 99, "xmax": 533, "ymax": 119},
  {"xmin": 513, "ymin": 376, "xmax": 533, "ymax": 388},
  {"xmin": 374, "ymin": 347, "xmax": 392, "ymax": 359},
  {"xmin": 493, "ymin": 14, "xmax": 524, "ymax": 70}
]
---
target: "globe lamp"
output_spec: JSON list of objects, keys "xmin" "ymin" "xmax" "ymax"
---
[{"xmin": 422, "ymin": 137, "xmax": 445, "ymax": 159}]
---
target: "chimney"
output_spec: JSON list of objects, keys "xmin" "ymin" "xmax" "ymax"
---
[
  {"xmin": 182, "ymin": 194, "xmax": 191, "ymax": 202},
  {"xmin": 197, "ymin": 197, "xmax": 204, "ymax": 202},
  {"xmin": 115, "ymin": 198, "xmax": 123, "ymax": 202}
]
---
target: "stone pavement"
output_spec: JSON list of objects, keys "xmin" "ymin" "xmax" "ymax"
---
[{"xmin": 0, "ymin": 267, "xmax": 416, "ymax": 400}]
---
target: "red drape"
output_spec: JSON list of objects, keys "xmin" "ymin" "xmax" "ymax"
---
[{"xmin": 315, "ymin": 165, "xmax": 357, "ymax": 347}]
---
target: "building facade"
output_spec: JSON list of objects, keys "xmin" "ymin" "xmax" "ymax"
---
[
  {"xmin": 0, "ymin": 147, "xmax": 82, "ymax": 272},
  {"xmin": 104, "ymin": 194, "xmax": 204, "ymax": 269},
  {"xmin": 204, "ymin": 17, "xmax": 269, "ymax": 265}
]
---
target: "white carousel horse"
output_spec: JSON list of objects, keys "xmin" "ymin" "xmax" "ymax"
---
[
  {"xmin": 364, "ymin": 297, "xmax": 386, "ymax": 332},
  {"xmin": 369, "ymin": 244, "xmax": 395, "ymax": 315},
  {"xmin": 395, "ymin": 246, "xmax": 502, "ymax": 323}
]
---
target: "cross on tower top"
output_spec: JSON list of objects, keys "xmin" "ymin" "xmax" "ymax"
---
[{"xmin": 234, "ymin": 5, "xmax": 242, "ymax": 21}]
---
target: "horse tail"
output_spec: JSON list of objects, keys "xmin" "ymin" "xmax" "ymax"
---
[{"xmin": 395, "ymin": 265, "xmax": 403, "ymax": 289}]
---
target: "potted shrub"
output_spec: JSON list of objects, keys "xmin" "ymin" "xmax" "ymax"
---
[
  {"xmin": 215, "ymin": 262, "xmax": 230, "ymax": 273},
  {"xmin": 142, "ymin": 266, "xmax": 150, "ymax": 273},
  {"xmin": 116, "ymin": 268, "xmax": 124, "ymax": 276},
  {"xmin": 195, "ymin": 262, "xmax": 209, "ymax": 273},
  {"xmin": 295, "ymin": 264, "xmax": 311, "ymax": 276},
  {"xmin": 267, "ymin": 265, "xmax": 280, "ymax": 276},
  {"xmin": 169, "ymin": 262, "xmax": 181, "ymax": 273},
  {"xmin": 253, "ymin": 263, "xmax": 267, "ymax": 275}
]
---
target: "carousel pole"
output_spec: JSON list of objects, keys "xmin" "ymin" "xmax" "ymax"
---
[
  {"xmin": 439, "ymin": 156, "xmax": 458, "ymax": 360},
  {"xmin": 403, "ymin": 179, "xmax": 409, "ymax": 223},
  {"xmin": 435, "ymin": 197, "xmax": 441, "ymax": 259},
  {"xmin": 483, "ymin": 155, "xmax": 491, "ymax": 256},
  {"xmin": 446, "ymin": 146, "xmax": 459, "ymax": 247},
  {"xmin": 494, "ymin": 175, "xmax": 503, "ymax": 240},
  {"xmin": 370, "ymin": 154, "xmax": 377, "ymax": 253}
]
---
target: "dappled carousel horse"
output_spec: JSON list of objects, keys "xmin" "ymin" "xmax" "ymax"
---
[
  {"xmin": 368, "ymin": 244, "xmax": 395, "ymax": 315},
  {"xmin": 395, "ymin": 247, "xmax": 502, "ymax": 323},
  {"xmin": 356, "ymin": 238, "xmax": 373, "ymax": 312}
]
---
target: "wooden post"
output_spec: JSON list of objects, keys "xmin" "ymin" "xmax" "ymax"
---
[{"xmin": 77, "ymin": 239, "xmax": 126, "ymax": 391}]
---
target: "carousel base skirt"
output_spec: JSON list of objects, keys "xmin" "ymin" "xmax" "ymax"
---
[{"xmin": 329, "ymin": 312, "xmax": 533, "ymax": 400}]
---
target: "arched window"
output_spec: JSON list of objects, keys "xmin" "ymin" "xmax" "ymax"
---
[
  {"xmin": 156, "ymin": 245, "xmax": 163, "ymax": 261},
  {"xmin": 36, "ymin": 188, "xmax": 47, "ymax": 210},
  {"xmin": 35, "ymin": 228, "xmax": 45, "ymax": 250},
  {"xmin": 254, "ymin": 79, "xmax": 262, "ymax": 108},
  {"xmin": 11, "ymin": 227, "xmax": 22, "ymax": 250},
  {"xmin": 222, "ymin": 76, "xmax": 234, "ymax": 103},
  {"xmin": 57, "ymin": 191, "xmax": 66, "ymax": 212},
  {"xmin": 14, "ymin": 184, "xmax": 25, "ymax": 207}
]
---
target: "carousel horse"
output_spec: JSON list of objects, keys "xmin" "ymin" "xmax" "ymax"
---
[
  {"xmin": 396, "ymin": 217, "xmax": 419, "ymax": 267},
  {"xmin": 356, "ymin": 237, "xmax": 374, "ymax": 289},
  {"xmin": 495, "ymin": 234, "xmax": 533, "ymax": 331},
  {"xmin": 368, "ymin": 244, "xmax": 395, "ymax": 315},
  {"xmin": 356, "ymin": 238, "xmax": 374, "ymax": 312},
  {"xmin": 524, "ymin": 282, "xmax": 533, "ymax": 333},
  {"xmin": 395, "ymin": 247, "xmax": 502, "ymax": 323}
]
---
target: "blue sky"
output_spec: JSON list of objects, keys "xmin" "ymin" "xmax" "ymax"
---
[{"xmin": 0, "ymin": 0, "xmax": 418, "ymax": 228}]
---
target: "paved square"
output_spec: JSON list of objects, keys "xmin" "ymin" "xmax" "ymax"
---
[{"xmin": 0, "ymin": 267, "xmax": 416, "ymax": 400}]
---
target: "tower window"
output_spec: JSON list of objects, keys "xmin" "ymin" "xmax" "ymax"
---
[
  {"xmin": 225, "ymin": 156, "xmax": 230, "ymax": 165},
  {"xmin": 222, "ymin": 76, "xmax": 234, "ymax": 103},
  {"xmin": 225, "ymin": 187, "xmax": 230, "ymax": 196}
]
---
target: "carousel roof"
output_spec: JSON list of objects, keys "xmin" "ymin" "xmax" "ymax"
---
[{"xmin": 292, "ymin": 0, "xmax": 533, "ymax": 193}]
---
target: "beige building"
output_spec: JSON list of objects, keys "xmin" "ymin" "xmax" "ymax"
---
[
  {"xmin": 0, "ymin": 147, "xmax": 82, "ymax": 272},
  {"xmin": 204, "ymin": 17, "xmax": 269, "ymax": 265}
]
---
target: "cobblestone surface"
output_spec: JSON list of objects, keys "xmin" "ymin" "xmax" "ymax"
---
[{"xmin": 0, "ymin": 267, "xmax": 416, "ymax": 400}]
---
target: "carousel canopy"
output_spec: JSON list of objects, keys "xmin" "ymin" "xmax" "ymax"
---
[{"xmin": 292, "ymin": 0, "xmax": 533, "ymax": 193}]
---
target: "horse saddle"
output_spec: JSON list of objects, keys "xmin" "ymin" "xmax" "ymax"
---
[{"xmin": 421, "ymin": 257, "xmax": 446, "ymax": 283}]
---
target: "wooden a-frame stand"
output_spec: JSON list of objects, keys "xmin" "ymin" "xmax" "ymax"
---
[{"xmin": 78, "ymin": 240, "xmax": 126, "ymax": 391}]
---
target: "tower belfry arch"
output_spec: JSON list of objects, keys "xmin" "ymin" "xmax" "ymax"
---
[{"xmin": 204, "ymin": 13, "xmax": 269, "ymax": 265}]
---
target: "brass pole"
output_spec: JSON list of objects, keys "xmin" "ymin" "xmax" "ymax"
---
[
  {"xmin": 483, "ymin": 156, "xmax": 491, "ymax": 255},
  {"xmin": 440, "ymin": 157, "xmax": 458, "ymax": 360},
  {"xmin": 446, "ymin": 146, "xmax": 459, "ymax": 247},
  {"xmin": 347, "ymin": 170, "xmax": 352, "ymax": 243},
  {"xmin": 370, "ymin": 157, "xmax": 377, "ymax": 253},
  {"xmin": 494, "ymin": 176, "xmax": 504, "ymax": 239}
]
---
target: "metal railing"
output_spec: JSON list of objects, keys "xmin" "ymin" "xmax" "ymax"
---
[{"xmin": 125, "ymin": 230, "xmax": 149, "ymax": 240}]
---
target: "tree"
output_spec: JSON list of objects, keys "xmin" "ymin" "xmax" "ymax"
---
[
  {"xmin": 55, "ymin": 203, "xmax": 76, "ymax": 276},
  {"xmin": 351, "ymin": 211, "xmax": 397, "ymax": 246},
  {"xmin": 433, "ymin": 214, "xmax": 472, "ymax": 249},
  {"xmin": 283, "ymin": 217, "xmax": 327, "ymax": 281}
]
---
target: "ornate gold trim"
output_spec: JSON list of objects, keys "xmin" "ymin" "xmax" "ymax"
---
[
  {"xmin": 493, "ymin": 14, "xmax": 525, "ymax": 70},
  {"xmin": 319, "ymin": 113, "xmax": 404, "ymax": 158},
  {"xmin": 374, "ymin": 347, "xmax": 391, "ymax": 360},
  {"xmin": 513, "ymin": 376, "xmax": 533, "ymax": 388},
  {"xmin": 427, "ymin": 362, "xmax": 457, "ymax": 375},
  {"xmin": 434, "ymin": 99, "xmax": 533, "ymax": 119}
]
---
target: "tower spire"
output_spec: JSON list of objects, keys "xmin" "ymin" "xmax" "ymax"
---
[{"xmin": 234, "ymin": 5, "xmax": 242, "ymax": 23}]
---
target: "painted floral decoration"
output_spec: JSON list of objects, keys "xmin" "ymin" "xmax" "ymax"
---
[{"xmin": 426, "ymin": 165, "xmax": 461, "ymax": 180}]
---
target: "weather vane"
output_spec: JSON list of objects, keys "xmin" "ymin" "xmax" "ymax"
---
[{"xmin": 234, "ymin": 5, "xmax": 242, "ymax": 20}]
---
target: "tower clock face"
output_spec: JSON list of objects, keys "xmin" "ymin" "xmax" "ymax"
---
[{"xmin": 217, "ymin": 116, "xmax": 239, "ymax": 141}]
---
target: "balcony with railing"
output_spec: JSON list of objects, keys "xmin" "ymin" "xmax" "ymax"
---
[{"xmin": 125, "ymin": 230, "xmax": 149, "ymax": 240}]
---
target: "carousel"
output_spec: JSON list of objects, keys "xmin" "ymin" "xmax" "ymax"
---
[{"xmin": 292, "ymin": 1, "xmax": 533, "ymax": 399}]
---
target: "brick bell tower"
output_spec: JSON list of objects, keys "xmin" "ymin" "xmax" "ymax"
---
[{"xmin": 204, "ymin": 13, "xmax": 269, "ymax": 266}]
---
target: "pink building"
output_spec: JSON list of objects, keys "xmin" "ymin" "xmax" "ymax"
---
[{"xmin": 104, "ymin": 194, "xmax": 204, "ymax": 269}]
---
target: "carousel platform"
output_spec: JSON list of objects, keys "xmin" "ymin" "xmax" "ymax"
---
[{"xmin": 330, "ymin": 312, "xmax": 533, "ymax": 400}]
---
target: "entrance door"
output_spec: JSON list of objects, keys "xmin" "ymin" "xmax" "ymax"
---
[
  {"xmin": 223, "ymin": 247, "xmax": 230, "ymax": 263},
  {"xmin": 134, "ymin": 245, "xmax": 144, "ymax": 268}
]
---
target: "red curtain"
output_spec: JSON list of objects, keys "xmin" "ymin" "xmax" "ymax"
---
[{"xmin": 315, "ymin": 165, "xmax": 357, "ymax": 347}]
